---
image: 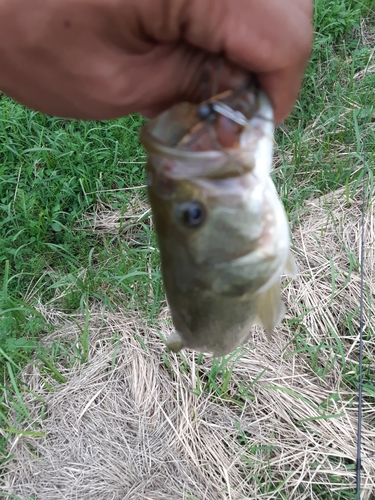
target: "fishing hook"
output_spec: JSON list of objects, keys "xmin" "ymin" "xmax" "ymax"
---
[{"xmin": 355, "ymin": 112, "xmax": 368, "ymax": 499}]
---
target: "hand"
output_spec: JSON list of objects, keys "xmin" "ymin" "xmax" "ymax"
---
[{"xmin": 0, "ymin": 0, "xmax": 313, "ymax": 122}]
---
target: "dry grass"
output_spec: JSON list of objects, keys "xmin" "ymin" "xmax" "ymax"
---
[
  {"xmin": 77, "ymin": 192, "xmax": 151, "ymax": 236},
  {"xmin": 2, "ymin": 183, "xmax": 375, "ymax": 499}
]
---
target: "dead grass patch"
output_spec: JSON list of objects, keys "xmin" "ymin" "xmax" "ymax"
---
[{"xmin": 2, "ymin": 184, "xmax": 375, "ymax": 499}]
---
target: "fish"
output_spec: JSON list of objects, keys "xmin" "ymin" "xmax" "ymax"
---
[{"xmin": 140, "ymin": 85, "xmax": 296, "ymax": 356}]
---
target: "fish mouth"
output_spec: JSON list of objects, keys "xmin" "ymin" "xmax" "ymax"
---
[{"xmin": 140, "ymin": 89, "xmax": 273, "ymax": 165}]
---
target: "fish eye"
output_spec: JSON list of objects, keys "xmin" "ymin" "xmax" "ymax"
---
[{"xmin": 177, "ymin": 202, "xmax": 206, "ymax": 228}]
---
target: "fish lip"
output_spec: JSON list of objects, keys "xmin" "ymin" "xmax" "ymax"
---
[{"xmin": 140, "ymin": 134, "xmax": 223, "ymax": 161}]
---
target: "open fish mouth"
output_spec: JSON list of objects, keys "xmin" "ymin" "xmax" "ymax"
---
[{"xmin": 140, "ymin": 84, "xmax": 296, "ymax": 356}]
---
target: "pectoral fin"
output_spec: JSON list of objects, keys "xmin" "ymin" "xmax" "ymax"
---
[
  {"xmin": 256, "ymin": 281, "xmax": 286, "ymax": 340},
  {"xmin": 167, "ymin": 331, "xmax": 184, "ymax": 353},
  {"xmin": 284, "ymin": 250, "xmax": 297, "ymax": 277}
]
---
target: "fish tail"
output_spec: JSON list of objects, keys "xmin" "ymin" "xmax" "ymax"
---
[{"xmin": 256, "ymin": 280, "xmax": 286, "ymax": 340}]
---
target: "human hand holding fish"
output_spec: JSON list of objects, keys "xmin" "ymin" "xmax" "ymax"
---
[{"xmin": 0, "ymin": 0, "xmax": 312, "ymax": 122}]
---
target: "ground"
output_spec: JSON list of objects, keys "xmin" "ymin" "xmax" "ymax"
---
[{"xmin": 0, "ymin": 1, "xmax": 375, "ymax": 498}]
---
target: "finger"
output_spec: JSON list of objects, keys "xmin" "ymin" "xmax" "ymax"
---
[
  {"xmin": 257, "ymin": 64, "xmax": 306, "ymax": 123},
  {"xmin": 137, "ymin": 59, "xmax": 249, "ymax": 118},
  {"xmin": 113, "ymin": 45, "xmax": 250, "ymax": 118},
  {"xmin": 137, "ymin": 0, "xmax": 313, "ymax": 120}
]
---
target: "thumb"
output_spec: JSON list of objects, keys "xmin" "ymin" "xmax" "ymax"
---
[{"xmin": 136, "ymin": 47, "xmax": 250, "ymax": 118}]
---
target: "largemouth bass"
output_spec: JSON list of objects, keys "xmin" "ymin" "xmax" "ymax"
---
[{"xmin": 140, "ymin": 86, "xmax": 296, "ymax": 356}]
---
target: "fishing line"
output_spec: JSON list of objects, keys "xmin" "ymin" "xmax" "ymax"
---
[{"xmin": 355, "ymin": 108, "xmax": 368, "ymax": 498}]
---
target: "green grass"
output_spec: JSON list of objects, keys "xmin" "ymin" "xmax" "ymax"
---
[
  {"xmin": 0, "ymin": 0, "xmax": 374, "ymax": 496},
  {"xmin": 0, "ymin": 106, "xmax": 164, "ymax": 464},
  {"xmin": 274, "ymin": 0, "xmax": 375, "ymax": 217}
]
